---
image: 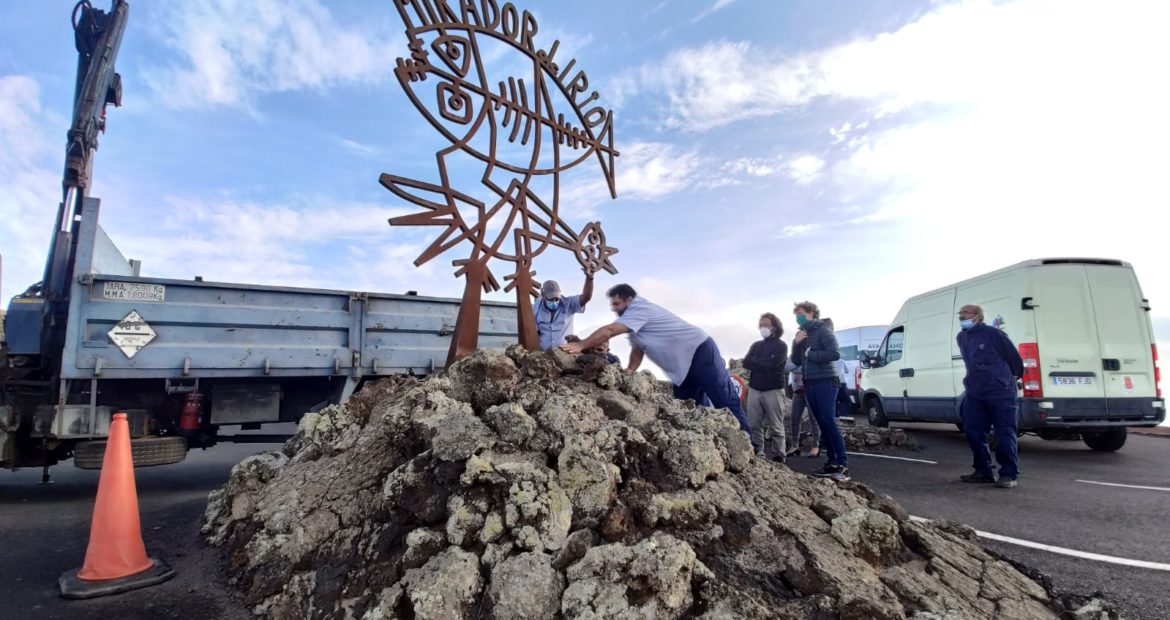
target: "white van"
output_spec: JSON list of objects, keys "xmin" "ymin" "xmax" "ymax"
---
[
  {"xmin": 859, "ymin": 258, "xmax": 1164, "ymax": 451},
  {"xmin": 835, "ymin": 325, "xmax": 888, "ymax": 406}
]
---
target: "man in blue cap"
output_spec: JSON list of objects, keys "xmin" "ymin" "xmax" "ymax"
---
[{"xmin": 533, "ymin": 275, "xmax": 594, "ymax": 351}]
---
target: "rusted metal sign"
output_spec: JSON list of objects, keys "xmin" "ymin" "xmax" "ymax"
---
[{"xmin": 382, "ymin": 0, "xmax": 620, "ymax": 364}]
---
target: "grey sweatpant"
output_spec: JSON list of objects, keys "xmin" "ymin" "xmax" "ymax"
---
[
  {"xmin": 746, "ymin": 387, "xmax": 787, "ymax": 458},
  {"xmin": 790, "ymin": 391, "xmax": 820, "ymax": 450}
]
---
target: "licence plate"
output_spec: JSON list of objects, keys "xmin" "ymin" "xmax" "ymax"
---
[{"xmin": 1053, "ymin": 376, "xmax": 1093, "ymax": 386}]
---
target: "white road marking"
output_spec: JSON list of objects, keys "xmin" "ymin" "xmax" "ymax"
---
[
  {"xmin": 1075, "ymin": 479, "xmax": 1170, "ymax": 493},
  {"xmin": 845, "ymin": 452, "xmax": 938, "ymax": 465},
  {"xmin": 909, "ymin": 516, "xmax": 1170, "ymax": 572}
]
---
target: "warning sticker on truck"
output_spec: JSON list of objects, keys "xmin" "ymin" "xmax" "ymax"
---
[
  {"xmin": 103, "ymin": 282, "xmax": 166, "ymax": 302},
  {"xmin": 108, "ymin": 310, "xmax": 157, "ymax": 359}
]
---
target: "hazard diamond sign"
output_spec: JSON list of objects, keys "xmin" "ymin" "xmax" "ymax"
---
[{"xmin": 108, "ymin": 310, "xmax": 156, "ymax": 359}]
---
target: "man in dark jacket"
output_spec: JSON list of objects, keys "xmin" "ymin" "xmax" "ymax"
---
[
  {"xmin": 791, "ymin": 301, "xmax": 849, "ymax": 481},
  {"xmin": 743, "ymin": 313, "xmax": 788, "ymax": 461},
  {"xmin": 957, "ymin": 304, "xmax": 1025, "ymax": 488}
]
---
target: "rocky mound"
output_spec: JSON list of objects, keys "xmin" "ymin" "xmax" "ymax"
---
[
  {"xmin": 203, "ymin": 347, "xmax": 1116, "ymax": 619},
  {"xmin": 842, "ymin": 426, "xmax": 916, "ymax": 452}
]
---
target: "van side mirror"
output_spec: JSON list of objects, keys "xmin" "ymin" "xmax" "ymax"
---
[{"xmin": 859, "ymin": 351, "xmax": 874, "ymax": 369}]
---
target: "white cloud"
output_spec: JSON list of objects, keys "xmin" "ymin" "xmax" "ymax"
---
[
  {"xmin": 338, "ymin": 138, "xmax": 379, "ymax": 157},
  {"xmin": 785, "ymin": 155, "xmax": 825, "ymax": 184},
  {"xmin": 617, "ymin": 0, "xmax": 1170, "ymax": 133},
  {"xmin": 561, "ymin": 141, "xmax": 705, "ymax": 215},
  {"xmin": 781, "ymin": 224, "xmax": 819, "ymax": 238},
  {"xmin": 723, "ymin": 157, "xmax": 779, "ymax": 177},
  {"xmin": 111, "ymin": 197, "xmax": 419, "ymax": 289},
  {"xmin": 0, "ymin": 75, "xmax": 65, "ymax": 301},
  {"xmin": 691, "ymin": 0, "xmax": 740, "ymax": 24},
  {"xmin": 721, "ymin": 153, "xmax": 825, "ymax": 184},
  {"xmin": 610, "ymin": 40, "xmax": 818, "ymax": 131},
  {"xmin": 143, "ymin": 0, "xmax": 393, "ymax": 109}
]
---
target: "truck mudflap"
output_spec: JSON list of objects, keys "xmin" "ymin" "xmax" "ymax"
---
[{"xmin": 1019, "ymin": 397, "xmax": 1166, "ymax": 429}]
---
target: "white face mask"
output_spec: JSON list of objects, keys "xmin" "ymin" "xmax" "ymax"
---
[{"xmin": 759, "ymin": 327, "xmax": 772, "ymax": 339}]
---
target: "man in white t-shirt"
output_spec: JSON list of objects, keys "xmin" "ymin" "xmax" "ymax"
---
[{"xmin": 560, "ymin": 283, "xmax": 751, "ymax": 434}]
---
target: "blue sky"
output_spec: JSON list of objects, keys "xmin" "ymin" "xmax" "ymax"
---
[{"xmin": 2, "ymin": 0, "xmax": 1168, "ymax": 382}]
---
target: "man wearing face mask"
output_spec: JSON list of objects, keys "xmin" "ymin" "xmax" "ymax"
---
[
  {"xmin": 560, "ymin": 284, "xmax": 752, "ymax": 436},
  {"xmin": 533, "ymin": 276, "xmax": 594, "ymax": 351},
  {"xmin": 743, "ymin": 313, "xmax": 789, "ymax": 461},
  {"xmin": 957, "ymin": 304, "xmax": 1025, "ymax": 489}
]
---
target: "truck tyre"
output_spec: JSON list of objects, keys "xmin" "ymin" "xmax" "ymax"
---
[
  {"xmin": 866, "ymin": 398, "xmax": 890, "ymax": 428},
  {"xmin": 1082, "ymin": 427, "xmax": 1127, "ymax": 452},
  {"xmin": 73, "ymin": 436, "xmax": 189, "ymax": 469}
]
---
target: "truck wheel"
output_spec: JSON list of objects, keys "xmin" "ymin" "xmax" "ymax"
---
[
  {"xmin": 866, "ymin": 398, "xmax": 889, "ymax": 428},
  {"xmin": 73, "ymin": 436, "xmax": 189, "ymax": 469},
  {"xmin": 1082, "ymin": 427, "xmax": 1127, "ymax": 452}
]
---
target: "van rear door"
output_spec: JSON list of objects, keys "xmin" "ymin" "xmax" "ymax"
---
[
  {"xmin": 1032, "ymin": 265, "xmax": 1108, "ymax": 407},
  {"xmin": 1084, "ymin": 265, "xmax": 1157, "ymax": 402}
]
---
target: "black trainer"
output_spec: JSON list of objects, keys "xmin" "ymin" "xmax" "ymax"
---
[
  {"xmin": 995, "ymin": 478, "xmax": 1018, "ymax": 489},
  {"xmin": 960, "ymin": 472, "xmax": 997, "ymax": 484},
  {"xmin": 828, "ymin": 468, "xmax": 851, "ymax": 482},
  {"xmin": 812, "ymin": 464, "xmax": 843, "ymax": 478}
]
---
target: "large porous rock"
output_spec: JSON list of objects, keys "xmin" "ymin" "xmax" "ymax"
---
[
  {"xmin": 445, "ymin": 348, "xmax": 521, "ymax": 411},
  {"xmin": 400, "ymin": 547, "xmax": 483, "ymax": 619},
  {"xmin": 561, "ymin": 533, "xmax": 702, "ymax": 620},
  {"xmin": 206, "ymin": 348, "xmax": 1113, "ymax": 619},
  {"xmin": 489, "ymin": 552, "xmax": 565, "ymax": 619},
  {"xmin": 831, "ymin": 507, "xmax": 903, "ymax": 566}
]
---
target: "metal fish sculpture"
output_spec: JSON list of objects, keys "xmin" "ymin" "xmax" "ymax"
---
[{"xmin": 381, "ymin": 0, "xmax": 620, "ymax": 363}]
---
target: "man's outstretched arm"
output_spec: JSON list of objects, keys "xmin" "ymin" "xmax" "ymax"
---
[{"xmin": 561, "ymin": 322, "xmax": 629, "ymax": 354}]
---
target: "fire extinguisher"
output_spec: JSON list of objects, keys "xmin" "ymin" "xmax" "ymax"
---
[{"xmin": 179, "ymin": 391, "xmax": 204, "ymax": 433}]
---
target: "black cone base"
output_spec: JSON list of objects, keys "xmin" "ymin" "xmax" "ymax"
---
[{"xmin": 59, "ymin": 558, "xmax": 175, "ymax": 599}]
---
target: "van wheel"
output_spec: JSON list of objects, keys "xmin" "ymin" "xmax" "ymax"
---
[
  {"xmin": 866, "ymin": 399, "xmax": 889, "ymax": 428},
  {"xmin": 1082, "ymin": 428, "xmax": 1127, "ymax": 452}
]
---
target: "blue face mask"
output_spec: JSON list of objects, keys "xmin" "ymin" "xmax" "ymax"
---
[
  {"xmin": 796, "ymin": 314, "xmax": 810, "ymax": 328},
  {"xmin": 960, "ymin": 319, "xmax": 975, "ymax": 330},
  {"xmin": 544, "ymin": 299, "xmax": 560, "ymax": 311}
]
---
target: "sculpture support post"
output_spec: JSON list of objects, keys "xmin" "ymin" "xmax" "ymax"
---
[
  {"xmin": 516, "ymin": 283, "xmax": 539, "ymax": 352},
  {"xmin": 512, "ymin": 228, "xmax": 541, "ymax": 352},
  {"xmin": 446, "ymin": 262, "xmax": 486, "ymax": 366}
]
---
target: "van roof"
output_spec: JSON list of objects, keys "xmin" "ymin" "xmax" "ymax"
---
[{"xmin": 905, "ymin": 257, "xmax": 1131, "ymax": 303}]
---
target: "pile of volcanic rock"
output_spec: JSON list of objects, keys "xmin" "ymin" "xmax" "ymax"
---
[{"xmin": 203, "ymin": 347, "xmax": 1116, "ymax": 619}]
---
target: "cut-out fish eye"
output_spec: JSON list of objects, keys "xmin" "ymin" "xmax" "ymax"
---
[
  {"xmin": 436, "ymin": 81, "xmax": 474, "ymax": 125},
  {"xmin": 432, "ymin": 34, "xmax": 472, "ymax": 78}
]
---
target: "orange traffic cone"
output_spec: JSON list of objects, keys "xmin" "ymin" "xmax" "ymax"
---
[{"xmin": 59, "ymin": 412, "xmax": 175, "ymax": 599}]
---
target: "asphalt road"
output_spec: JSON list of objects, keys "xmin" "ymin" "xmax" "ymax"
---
[
  {"xmin": 787, "ymin": 421, "xmax": 1170, "ymax": 620},
  {"xmin": 2, "ymin": 423, "xmax": 1167, "ymax": 619},
  {"xmin": 0, "ymin": 442, "xmax": 265, "ymax": 620}
]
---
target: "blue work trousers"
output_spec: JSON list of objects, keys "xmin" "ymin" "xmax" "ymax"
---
[
  {"xmin": 804, "ymin": 378, "xmax": 847, "ymax": 467},
  {"xmin": 675, "ymin": 338, "xmax": 752, "ymax": 434},
  {"xmin": 963, "ymin": 397, "xmax": 1020, "ymax": 480}
]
